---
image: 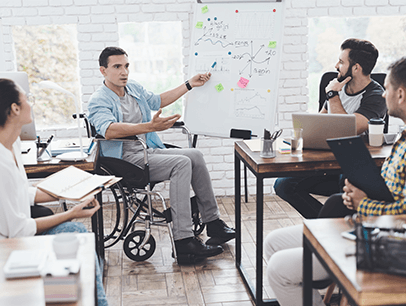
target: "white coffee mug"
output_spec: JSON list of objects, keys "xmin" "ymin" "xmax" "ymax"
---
[{"xmin": 52, "ymin": 233, "xmax": 84, "ymax": 259}]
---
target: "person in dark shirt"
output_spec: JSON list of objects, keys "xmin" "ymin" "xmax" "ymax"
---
[{"xmin": 274, "ymin": 38, "xmax": 387, "ymax": 219}]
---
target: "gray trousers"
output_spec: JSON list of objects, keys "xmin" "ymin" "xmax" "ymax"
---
[{"xmin": 123, "ymin": 147, "xmax": 220, "ymax": 240}]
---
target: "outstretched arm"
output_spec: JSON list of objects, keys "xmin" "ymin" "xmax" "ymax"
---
[
  {"xmin": 160, "ymin": 73, "xmax": 211, "ymax": 108},
  {"xmin": 105, "ymin": 109, "xmax": 181, "ymax": 139}
]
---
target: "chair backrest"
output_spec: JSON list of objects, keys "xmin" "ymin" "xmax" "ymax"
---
[{"xmin": 318, "ymin": 71, "xmax": 388, "ymax": 133}]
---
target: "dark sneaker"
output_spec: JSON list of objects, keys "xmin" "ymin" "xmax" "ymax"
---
[{"xmin": 206, "ymin": 219, "xmax": 236, "ymax": 245}]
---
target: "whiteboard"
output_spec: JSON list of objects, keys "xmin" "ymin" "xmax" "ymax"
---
[{"xmin": 184, "ymin": 1, "xmax": 285, "ymax": 138}]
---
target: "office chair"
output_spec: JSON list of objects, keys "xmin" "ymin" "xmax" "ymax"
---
[{"xmin": 318, "ymin": 71, "xmax": 388, "ymax": 133}]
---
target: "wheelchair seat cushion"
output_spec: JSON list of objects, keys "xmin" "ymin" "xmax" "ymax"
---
[{"xmin": 98, "ymin": 156, "xmax": 148, "ymax": 189}]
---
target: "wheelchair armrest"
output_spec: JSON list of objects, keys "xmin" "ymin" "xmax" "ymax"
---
[
  {"xmin": 169, "ymin": 121, "xmax": 193, "ymax": 148},
  {"xmin": 94, "ymin": 133, "xmax": 139, "ymax": 141},
  {"xmin": 95, "ymin": 134, "xmax": 148, "ymax": 165},
  {"xmin": 172, "ymin": 121, "xmax": 185, "ymax": 127}
]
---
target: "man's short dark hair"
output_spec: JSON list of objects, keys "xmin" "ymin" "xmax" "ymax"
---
[
  {"xmin": 341, "ymin": 38, "xmax": 379, "ymax": 76},
  {"xmin": 0, "ymin": 78, "xmax": 21, "ymax": 127},
  {"xmin": 388, "ymin": 56, "xmax": 406, "ymax": 90},
  {"xmin": 99, "ymin": 47, "xmax": 128, "ymax": 68}
]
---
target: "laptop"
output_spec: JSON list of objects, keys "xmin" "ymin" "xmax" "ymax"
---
[
  {"xmin": 0, "ymin": 71, "xmax": 37, "ymax": 140},
  {"xmin": 292, "ymin": 113, "xmax": 356, "ymax": 150}
]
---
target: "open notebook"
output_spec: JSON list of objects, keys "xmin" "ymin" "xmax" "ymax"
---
[{"xmin": 37, "ymin": 166, "xmax": 121, "ymax": 201}]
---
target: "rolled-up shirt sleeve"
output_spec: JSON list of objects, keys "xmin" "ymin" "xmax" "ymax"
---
[
  {"xmin": 28, "ymin": 186, "xmax": 37, "ymax": 206},
  {"xmin": 88, "ymin": 101, "xmax": 118, "ymax": 138}
]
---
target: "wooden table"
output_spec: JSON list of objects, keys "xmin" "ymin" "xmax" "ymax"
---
[
  {"xmin": 0, "ymin": 233, "xmax": 96, "ymax": 306},
  {"xmin": 303, "ymin": 216, "xmax": 406, "ymax": 306},
  {"xmin": 234, "ymin": 141, "xmax": 391, "ymax": 306},
  {"xmin": 22, "ymin": 141, "xmax": 98, "ymax": 179},
  {"xmin": 21, "ymin": 140, "xmax": 105, "ymax": 261}
]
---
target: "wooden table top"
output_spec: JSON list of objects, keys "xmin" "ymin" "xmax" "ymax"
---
[
  {"xmin": 0, "ymin": 233, "xmax": 95, "ymax": 306},
  {"xmin": 304, "ymin": 216, "xmax": 406, "ymax": 306},
  {"xmin": 235, "ymin": 140, "xmax": 392, "ymax": 176},
  {"xmin": 22, "ymin": 141, "xmax": 98, "ymax": 177}
]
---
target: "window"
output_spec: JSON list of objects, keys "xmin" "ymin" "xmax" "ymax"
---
[
  {"xmin": 119, "ymin": 21, "xmax": 183, "ymax": 116},
  {"xmin": 308, "ymin": 16, "xmax": 406, "ymax": 113},
  {"xmin": 13, "ymin": 24, "xmax": 80, "ymax": 128}
]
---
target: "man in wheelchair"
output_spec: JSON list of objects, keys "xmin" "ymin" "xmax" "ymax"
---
[{"xmin": 88, "ymin": 47, "xmax": 235, "ymax": 262}]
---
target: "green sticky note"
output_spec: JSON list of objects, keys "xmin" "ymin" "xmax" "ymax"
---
[
  {"xmin": 196, "ymin": 21, "xmax": 203, "ymax": 29},
  {"xmin": 268, "ymin": 41, "xmax": 277, "ymax": 49},
  {"xmin": 215, "ymin": 83, "xmax": 224, "ymax": 92},
  {"xmin": 201, "ymin": 5, "xmax": 209, "ymax": 14}
]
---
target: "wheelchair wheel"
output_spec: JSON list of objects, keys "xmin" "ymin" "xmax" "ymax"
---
[
  {"xmin": 193, "ymin": 218, "xmax": 205, "ymax": 236},
  {"xmin": 99, "ymin": 166, "xmax": 129, "ymax": 249},
  {"xmin": 191, "ymin": 196, "xmax": 205, "ymax": 236},
  {"xmin": 123, "ymin": 230, "xmax": 156, "ymax": 261}
]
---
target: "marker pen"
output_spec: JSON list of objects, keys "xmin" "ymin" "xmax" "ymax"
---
[{"xmin": 207, "ymin": 61, "xmax": 217, "ymax": 75}]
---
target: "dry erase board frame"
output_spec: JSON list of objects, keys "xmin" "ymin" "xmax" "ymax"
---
[{"xmin": 184, "ymin": 1, "xmax": 285, "ymax": 138}]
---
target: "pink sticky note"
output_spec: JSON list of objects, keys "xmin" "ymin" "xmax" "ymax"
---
[{"xmin": 237, "ymin": 77, "xmax": 249, "ymax": 88}]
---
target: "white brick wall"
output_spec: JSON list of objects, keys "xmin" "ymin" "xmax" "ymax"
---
[{"xmin": 1, "ymin": 0, "xmax": 406, "ymax": 198}]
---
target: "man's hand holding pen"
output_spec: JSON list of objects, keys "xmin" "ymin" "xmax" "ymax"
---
[{"xmin": 189, "ymin": 73, "xmax": 211, "ymax": 87}]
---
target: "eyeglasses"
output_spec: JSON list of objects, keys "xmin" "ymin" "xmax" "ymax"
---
[{"xmin": 27, "ymin": 94, "xmax": 35, "ymax": 107}]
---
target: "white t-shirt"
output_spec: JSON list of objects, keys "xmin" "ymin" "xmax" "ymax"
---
[{"xmin": 0, "ymin": 138, "xmax": 37, "ymax": 239}]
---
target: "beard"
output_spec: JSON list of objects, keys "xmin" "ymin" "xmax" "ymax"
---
[{"xmin": 337, "ymin": 64, "xmax": 353, "ymax": 82}]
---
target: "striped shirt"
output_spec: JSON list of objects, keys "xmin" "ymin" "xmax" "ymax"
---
[{"xmin": 358, "ymin": 130, "xmax": 406, "ymax": 216}]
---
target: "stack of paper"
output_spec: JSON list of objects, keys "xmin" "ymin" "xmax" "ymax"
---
[
  {"xmin": 51, "ymin": 138, "xmax": 96, "ymax": 157},
  {"xmin": 3, "ymin": 249, "xmax": 49, "ymax": 279},
  {"xmin": 42, "ymin": 260, "xmax": 80, "ymax": 303}
]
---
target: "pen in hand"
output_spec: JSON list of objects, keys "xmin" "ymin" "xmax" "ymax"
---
[{"xmin": 207, "ymin": 61, "xmax": 217, "ymax": 75}]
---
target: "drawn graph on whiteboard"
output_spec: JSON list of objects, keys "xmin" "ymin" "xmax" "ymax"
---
[
  {"xmin": 233, "ymin": 90, "xmax": 269, "ymax": 120},
  {"xmin": 235, "ymin": 12, "xmax": 275, "ymax": 39}
]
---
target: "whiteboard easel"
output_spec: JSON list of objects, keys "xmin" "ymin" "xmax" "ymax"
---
[{"xmin": 184, "ymin": 1, "xmax": 285, "ymax": 138}]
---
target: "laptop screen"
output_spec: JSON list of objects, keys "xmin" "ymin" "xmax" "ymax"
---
[
  {"xmin": 0, "ymin": 71, "xmax": 37, "ymax": 140},
  {"xmin": 292, "ymin": 113, "xmax": 356, "ymax": 150}
]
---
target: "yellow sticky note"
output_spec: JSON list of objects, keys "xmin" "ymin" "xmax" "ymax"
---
[
  {"xmin": 215, "ymin": 83, "xmax": 224, "ymax": 92},
  {"xmin": 201, "ymin": 5, "xmax": 209, "ymax": 14},
  {"xmin": 196, "ymin": 21, "xmax": 203, "ymax": 29},
  {"xmin": 268, "ymin": 41, "xmax": 277, "ymax": 49}
]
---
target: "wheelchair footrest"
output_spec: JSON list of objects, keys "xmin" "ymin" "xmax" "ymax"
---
[
  {"xmin": 163, "ymin": 208, "xmax": 172, "ymax": 223},
  {"xmin": 172, "ymin": 253, "xmax": 206, "ymax": 265}
]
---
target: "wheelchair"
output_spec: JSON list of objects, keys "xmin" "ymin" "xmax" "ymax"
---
[{"xmin": 91, "ymin": 124, "xmax": 206, "ymax": 262}]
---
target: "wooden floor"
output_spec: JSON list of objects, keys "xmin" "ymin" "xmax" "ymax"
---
[{"xmin": 92, "ymin": 194, "xmax": 334, "ymax": 306}]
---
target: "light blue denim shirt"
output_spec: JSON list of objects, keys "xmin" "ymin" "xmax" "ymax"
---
[{"xmin": 87, "ymin": 80, "xmax": 165, "ymax": 158}]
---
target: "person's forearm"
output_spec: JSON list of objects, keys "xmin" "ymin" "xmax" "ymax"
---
[
  {"xmin": 35, "ymin": 188, "xmax": 58, "ymax": 204},
  {"xmin": 105, "ymin": 122, "xmax": 153, "ymax": 140},
  {"xmin": 358, "ymin": 198, "xmax": 406, "ymax": 216},
  {"xmin": 160, "ymin": 83, "xmax": 188, "ymax": 108},
  {"xmin": 35, "ymin": 210, "xmax": 75, "ymax": 233},
  {"xmin": 326, "ymin": 98, "xmax": 368, "ymax": 134},
  {"xmin": 327, "ymin": 96, "xmax": 347, "ymax": 114}
]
